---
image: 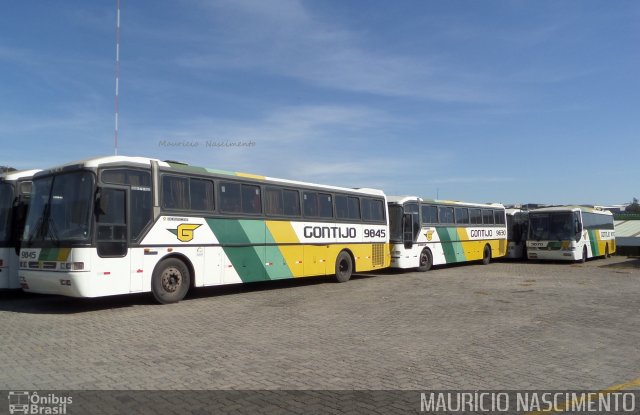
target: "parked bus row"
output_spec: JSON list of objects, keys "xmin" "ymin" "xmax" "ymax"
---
[{"xmin": 0, "ymin": 156, "xmax": 615, "ymax": 303}]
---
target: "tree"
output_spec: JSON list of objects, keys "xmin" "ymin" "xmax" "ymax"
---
[
  {"xmin": 626, "ymin": 198, "xmax": 640, "ymax": 214},
  {"xmin": 0, "ymin": 166, "xmax": 17, "ymax": 173}
]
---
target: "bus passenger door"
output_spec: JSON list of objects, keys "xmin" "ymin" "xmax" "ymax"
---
[
  {"xmin": 95, "ymin": 187, "xmax": 131, "ymax": 294},
  {"xmin": 403, "ymin": 213, "xmax": 419, "ymax": 249}
]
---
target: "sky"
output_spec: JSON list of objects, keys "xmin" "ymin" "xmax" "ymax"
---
[{"xmin": 1, "ymin": 1, "xmax": 638, "ymax": 205}]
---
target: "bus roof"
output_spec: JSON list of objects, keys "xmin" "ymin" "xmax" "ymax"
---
[
  {"xmin": 0, "ymin": 169, "xmax": 41, "ymax": 182},
  {"xmin": 32, "ymin": 155, "xmax": 386, "ymax": 197},
  {"xmin": 529, "ymin": 205, "xmax": 613, "ymax": 215},
  {"xmin": 506, "ymin": 208, "xmax": 529, "ymax": 215},
  {"xmin": 387, "ymin": 195, "xmax": 504, "ymax": 209}
]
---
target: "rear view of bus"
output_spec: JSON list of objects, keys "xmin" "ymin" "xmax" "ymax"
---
[
  {"xmin": 0, "ymin": 170, "xmax": 38, "ymax": 289},
  {"xmin": 527, "ymin": 206, "xmax": 615, "ymax": 262}
]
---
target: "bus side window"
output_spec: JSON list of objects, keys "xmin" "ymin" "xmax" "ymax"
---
[
  {"xmin": 220, "ymin": 182, "xmax": 241, "ymax": 213},
  {"xmin": 283, "ymin": 189, "xmax": 300, "ymax": 216},
  {"xmin": 162, "ymin": 175, "xmax": 189, "ymax": 210},
  {"xmin": 482, "ymin": 209, "xmax": 494, "ymax": 225},
  {"xmin": 241, "ymin": 185, "xmax": 262, "ymax": 214},
  {"xmin": 421, "ymin": 205, "xmax": 438, "ymax": 224},
  {"xmin": 265, "ymin": 187, "xmax": 283, "ymax": 216},
  {"xmin": 303, "ymin": 192, "xmax": 318, "ymax": 217},
  {"xmin": 190, "ymin": 178, "xmax": 214, "ymax": 211}
]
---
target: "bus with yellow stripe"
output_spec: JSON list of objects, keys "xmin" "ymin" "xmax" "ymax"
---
[
  {"xmin": 19, "ymin": 156, "xmax": 389, "ymax": 303},
  {"xmin": 388, "ymin": 196, "xmax": 507, "ymax": 271},
  {"xmin": 0, "ymin": 169, "xmax": 39, "ymax": 289},
  {"xmin": 526, "ymin": 206, "xmax": 615, "ymax": 262}
]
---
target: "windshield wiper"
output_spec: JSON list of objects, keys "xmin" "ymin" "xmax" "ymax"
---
[
  {"xmin": 45, "ymin": 216, "xmax": 60, "ymax": 245},
  {"xmin": 26, "ymin": 203, "xmax": 50, "ymax": 246}
]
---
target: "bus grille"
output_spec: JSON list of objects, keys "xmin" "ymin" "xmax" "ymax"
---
[{"xmin": 372, "ymin": 244, "xmax": 385, "ymax": 267}]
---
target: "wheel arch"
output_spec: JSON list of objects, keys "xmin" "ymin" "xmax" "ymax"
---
[{"xmin": 340, "ymin": 248, "xmax": 356, "ymax": 272}]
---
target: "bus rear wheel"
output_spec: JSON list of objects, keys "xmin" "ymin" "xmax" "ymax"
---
[
  {"xmin": 152, "ymin": 258, "xmax": 191, "ymax": 304},
  {"xmin": 605, "ymin": 244, "xmax": 610, "ymax": 258},
  {"xmin": 334, "ymin": 251, "xmax": 353, "ymax": 283},
  {"xmin": 418, "ymin": 248, "xmax": 433, "ymax": 272},
  {"xmin": 482, "ymin": 245, "xmax": 492, "ymax": 265}
]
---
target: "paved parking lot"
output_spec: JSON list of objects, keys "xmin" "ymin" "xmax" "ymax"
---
[{"xmin": 1, "ymin": 256, "xmax": 639, "ymax": 396}]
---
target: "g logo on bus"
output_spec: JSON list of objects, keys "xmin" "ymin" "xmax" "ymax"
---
[
  {"xmin": 425, "ymin": 230, "xmax": 434, "ymax": 241},
  {"xmin": 168, "ymin": 224, "xmax": 202, "ymax": 242}
]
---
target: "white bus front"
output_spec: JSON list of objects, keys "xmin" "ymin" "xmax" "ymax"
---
[
  {"xmin": 527, "ymin": 210, "xmax": 582, "ymax": 261},
  {"xmin": 19, "ymin": 170, "xmax": 98, "ymax": 296}
]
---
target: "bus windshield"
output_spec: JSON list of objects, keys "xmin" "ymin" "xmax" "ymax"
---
[
  {"xmin": 23, "ymin": 171, "xmax": 95, "ymax": 244},
  {"xmin": 0, "ymin": 182, "xmax": 15, "ymax": 243},
  {"xmin": 529, "ymin": 212, "xmax": 576, "ymax": 241}
]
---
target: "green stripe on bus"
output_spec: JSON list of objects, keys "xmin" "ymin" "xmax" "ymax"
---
[
  {"xmin": 264, "ymin": 226, "xmax": 293, "ymax": 280},
  {"xmin": 39, "ymin": 248, "xmax": 58, "ymax": 261},
  {"xmin": 588, "ymin": 230, "xmax": 599, "ymax": 256},
  {"xmin": 206, "ymin": 218, "xmax": 267, "ymax": 283},
  {"xmin": 436, "ymin": 227, "xmax": 465, "ymax": 263},
  {"xmin": 166, "ymin": 162, "xmax": 238, "ymax": 177}
]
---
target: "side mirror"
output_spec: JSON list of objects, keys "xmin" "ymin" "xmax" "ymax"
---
[{"xmin": 575, "ymin": 221, "xmax": 582, "ymax": 233}]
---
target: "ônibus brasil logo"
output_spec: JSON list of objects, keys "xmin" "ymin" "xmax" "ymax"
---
[{"xmin": 7, "ymin": 391, "xmax": 72, "ymax": 414}]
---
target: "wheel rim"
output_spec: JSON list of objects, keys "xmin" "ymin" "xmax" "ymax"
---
[
  {"xmin": 420, "ymin": 251, "xmax": 429, "ymax": 266},
  {"xmin": 161, "ymin": 266, "xmax": 183, "ymax": 293},
  {"xmin": 338, "ymin": 258, "xmax": 350, "ymax": 275}
]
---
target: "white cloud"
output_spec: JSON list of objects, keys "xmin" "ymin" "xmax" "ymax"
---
[{"xmin": 176, "ymin": 0, "xmax": 501, "ymax": 103}]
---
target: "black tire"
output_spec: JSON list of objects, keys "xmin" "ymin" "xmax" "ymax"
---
[
  {"xmin": 152, "ymin": 258, "xmax": 191, "ymax": 304},
  {"xmin": 482, "ymin": 245, "xmax": 491, "ymax": 265},
  {"xmin": 417, "ymin": 248, "xmax": 433, "ymax": 272},
  {"xmin": 580, "ymin": 246, "xmax": 588, "ymax": 263},
  {"xmin": 334, "ymin": 251, "xmax": 353, "ymax": 283},
  {"xmin": 605, "ymin": 244, "xmax": 610, "ymax": 258}
]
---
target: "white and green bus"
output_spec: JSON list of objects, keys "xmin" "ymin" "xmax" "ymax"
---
[
  {"xmin": 526, "ymin": 206, "xmax": 615, "ymax": 262},
  {"xmin": 19, "ymin": 156, "xmax": 389, "ymax": 303},
  {"xmin": 0, "ymin": 169, "xmax": 39, "ymax": 289},
  {"xmin": 388, "ymin": 196, "xmax": 507, "ymax": 271}
]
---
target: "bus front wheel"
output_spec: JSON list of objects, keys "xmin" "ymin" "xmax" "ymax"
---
[
  {"xmin": 152, "ymin": 258, "xmax": 191, "ymax": 304},
  {"xmin": 418, "ymin": 248, "xmax": 433, "ymax": 272},
  {"xmin": 482, "ymin": 245, "xmax": 492, "ymax": 265},
  {"xmin": 580, "ymin": 247, "xmax": 588, "ymax": 263},
  {"xmin": 334, "ymin": 251, "xmax": 353, "ymax": 283}
]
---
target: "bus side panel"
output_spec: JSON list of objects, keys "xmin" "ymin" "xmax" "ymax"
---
[
  {"xmin": 457, "ymin": 228, "xmax": 482, "ymax": 261},
  {"xmin": 436, "ymin": 227, "xmax": 466, "ymax": 264},
  {"xmin": 265, "ymin": 221, "xmax": 304, "ymax": 277},
  {"xmin": 208, "ymin": 219, "xmax": 268, "ymax": 283},
  {"xmin": 587, "ymin": 229, "xmax": 616, "ymax": 258},
  {"xmin": 303, "ymin": 245, "xmax": 328, "ymax": 276}
]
